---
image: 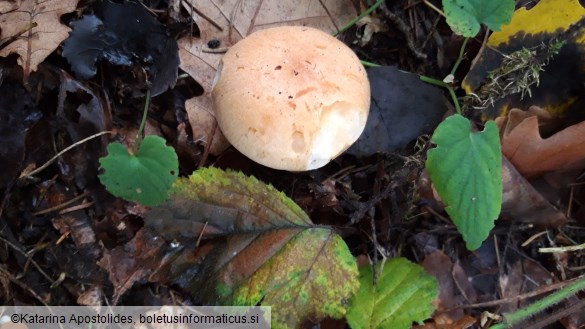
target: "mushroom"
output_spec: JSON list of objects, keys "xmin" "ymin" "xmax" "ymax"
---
[{"xmin": 212, "ymin": 26, "xmax": 370, "ymax": 171}]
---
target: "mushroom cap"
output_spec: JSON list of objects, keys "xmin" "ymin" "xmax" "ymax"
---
[{"xmin": 212, "ymin": 26, "xmax": 370, "ymax": 171}]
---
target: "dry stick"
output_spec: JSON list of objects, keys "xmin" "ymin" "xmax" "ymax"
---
[
  {"xmin": 22, "ymin": 131, "xmax": 114, "ymax": 179},
  {"xmin": 381, "ymin": 3, "xmax": 427, "ymax": 60},
  {"xmin": 0, "ymin": 235, "xmax": 55, "ymax": 285},
  {"xmin": 32, "ymin": 191, "xmax": 90, "ymax": 216},
  {"xmin": 0, "ymin": 266, "xmax": 48, "ymax": 306},
  {"xmin": 188, "ymin": 2, "xmax": 223, "ymax": 31},
  {"xmin": 462, "ymin": 276, "xmax": 582, "ymax": 309},
  {"xmin": 0, "ymin": 22, "xmax": 37, "ymax": 50}
]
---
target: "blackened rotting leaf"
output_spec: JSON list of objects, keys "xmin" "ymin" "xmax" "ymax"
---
[
  {"xmin": 62, "ymin": 0, "xmax": 179, "ymax": 96},
  {"xmin": 347, "ymin": 66, "xmax": 446, "ymax": 157},
  {"xmin": 0, "ymin": 81, "xmax": 42, "ymax": 189}
]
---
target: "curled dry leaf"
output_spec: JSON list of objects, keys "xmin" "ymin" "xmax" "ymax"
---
[
  {"xmin": 498, "ymin": 106, "xmax": 585, "ymax": 179},
  {"xmin": 501, "ymin": 156, "xmax": 567, "ymax": 227},
  {"xmin": 97, "ymin": 228, "xmax": 166, "ymax": 304},
  {"xmin": 178, "ymin": 0, "xmax": 359, "ymax": 155},
  {"xmin": 0, "ymin": 0, "xmax": 79, "ymax": 79}
]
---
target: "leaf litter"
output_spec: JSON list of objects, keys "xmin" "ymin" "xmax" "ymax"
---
[{"xmin": 0, "ymin": 0, "xmax": 585, "ymax": 328}]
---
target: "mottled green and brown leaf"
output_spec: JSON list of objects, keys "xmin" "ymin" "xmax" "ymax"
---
[{"xmin": 145, "ymin": 168, "xmax": 359, "ymax": 329}]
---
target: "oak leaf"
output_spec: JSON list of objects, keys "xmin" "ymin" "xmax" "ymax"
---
[
  {"xmin": 0, "ymin": 0, "xmax": 79, "ymax": 79},
  {"xmin": 498, "ymin": 106, "xmax": 585, "ymax": 179}
]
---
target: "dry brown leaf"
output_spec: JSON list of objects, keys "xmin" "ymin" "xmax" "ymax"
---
[
  {"xmin": 0, "ymin": 0, "xmax": 79, "ymax": 80},
  {"xmin": 179, "ymin": 0, "xmax": 359, "ymax": 155},
  {"xmin": 498, "ymin": 106, "xmax": 585, "ymax": 179},
  {"xmin": 501, "ymin": 156, "xmax": 567, "ymax": 227},
  {"xmin": 0, "ymin": 0, "xmax": 21, "ymax": 13},
  {"xmin": 97, "ymin": 228, "xmax": 165, "ymax": 304}
]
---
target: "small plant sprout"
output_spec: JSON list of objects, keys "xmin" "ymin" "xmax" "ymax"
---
[{"xmin": 98, "ymin": 89, "xmax": 179, "ymax": 206}]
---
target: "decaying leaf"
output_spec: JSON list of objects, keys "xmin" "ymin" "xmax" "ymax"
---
[
  {"xmin": 498, "ymin": 106, "xmax": 585, "ymax": 179},
  {"xmin": 347, "ymin": 66, "xmax": 446, "ymax": 157},
  {"xmin": 184, "ymin": 95, "xmax": 230, "ymax": 155},
  {"xmin": 500, "ymin": 156, "xmax": 567, "ymax": 227},
  {"xmin": 62, "ymin": 0, "xmax": 179, "ymax": 96},
  {"xmin": 97, "ymin": 228, "xmax": 166, "ymax": 304},
  {"xmin": 178, "ymin": 0, "xmax": 360, "ymax": 155},
  {"xmin": 421, "ymin": 251, "xmax": 475, "ymax": 326},
  {"xmin": 462, "ymin": 0, "xmax": 585, "ymax": 119},
  {"xmin": 0, "ymin": 80, "xmax": 41, "ymax": 188},
  {"xmin": 146, "ymin": 168, "xmax": 359, "ymax": 329},
  {"xmin": 0, "ymin": 0, "xmax": 79, "ymax": 79}
]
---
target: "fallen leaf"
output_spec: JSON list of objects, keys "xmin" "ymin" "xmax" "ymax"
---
[
  {"xmin": 500, "ymin": 153, "xmax": 567, "ymax": 228},
  {"xmin": 499, "ymin": 107, "xmax": 585, "ymax": 179},
  {"xmin": 0, "ymin": 0, "xmax": 79, "ymax": 80},
  {"xmin": 462, "ymin": 0, "xmax": 585, "ymax": 119},
  {"xmin": 97, "ymin": 228, "xmax": 166, "ymax": 304},
  {"xmin": 146, "ymin": 167, "xmax": 359, "ymax": 329},
  {"xmin": 178, "ymin": 0, "xmax": 359, "ymax": 155},
  {"xmin": 61, "ymin": 1, "xmax": 179, "ymax": 96},
  {"xmin": 347, "ymin": 66, "xmax": 446, "ymax": 157},
  {"xmin": 0, "ymin": 1, "xmax": 21, "ymax": 13},
  {"xmin": 184, "ymin": 95, "xmax": 229, "ymax": 155},
  {"xmin": 421, "ymin": 251, "xmax": 470, "ymax": 326},
  {"xmin": 0, "ymin": 80, "xmax": 41, "ymax": 188}
]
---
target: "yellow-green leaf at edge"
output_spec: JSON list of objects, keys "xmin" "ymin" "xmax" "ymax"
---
[
  {"xmin": 347, "ymin": 258, "xmax": 438, "ymax": 329},
  {"xmin": 426, "ymin": 114, "xmax": 502, "ymax": 250},
  {"xmin": 462, "ymin": 0, "xmax": 585, "ymax": 118},
  {"xmin": 146, "ymin": 167, "xmax": 359, "ymax": 329}
]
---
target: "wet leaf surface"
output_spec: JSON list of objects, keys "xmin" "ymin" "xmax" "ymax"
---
[
  {"xmin": 0, "ymin": 81, "xmax": 41, "ymax": 188},
  {"xmin": 62, "ymin": 0, "xmax": 179, "ymax": 96},
  {"xmin": 347, "ymin": 66, "xmax": 446, "ymax": 157}
]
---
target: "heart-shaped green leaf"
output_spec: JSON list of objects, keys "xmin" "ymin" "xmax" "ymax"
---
[
  {"xmin": 99, "ymin": 135, "xmax": 178, "ymax": 206},
  {"xmin": 443, "ymin": 0, "xmax": 514, "ymax": 37},
  {"xmin": 426, "ymin": 114, "xmax": 502, "ymax": 250},
  {"xmin": 347, "ymin": 258, "xmax": 438, "ymax": 329}
]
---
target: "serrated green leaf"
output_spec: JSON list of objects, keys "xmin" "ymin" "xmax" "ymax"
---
[
  {"xmin": 99, "ymin": 135, "xmax": 178, "ymax": 206},
  {"xmin": 146, "ymin": 168, "xmax": 359, "ymax": 329},
  {"xmin": 426, "ymin": 114, "xmax": 502, "ymax": 250},
  {"xmin": 443, "ymin": 0, "xmax": 515, "ymax": 37},
  {"xmin": 347, "ymin": 258, "xmax": 438, "ymax": 329}
]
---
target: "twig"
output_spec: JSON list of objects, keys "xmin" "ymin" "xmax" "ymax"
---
[
  {"xmin": 380, "ymin": 3, "xmax": 427, "ymax": 60},
  {"xmin": 0, "ymin": 235, "xmax": 55, "ymax": 285},
  {"xmin": 32, "ymin": 191, "xmax": 90, "ymax": 216},
  {"xmin": 422, "ymin": 0, "xmax": 445, "ymax": 17},
  {"xmin": 539, "ymin": 242, "xmax": 585, "ymax": 253},
  {"xmin": 0, "ymin": 266, "xmax": 48, "ymax": 306},
  {"xmin": 0, "ymin": 22, "xmax": 37, "ymax": 51},
  {"xmin": 21, "ymin": 131, "xmax": 114, "ymax": 179}
]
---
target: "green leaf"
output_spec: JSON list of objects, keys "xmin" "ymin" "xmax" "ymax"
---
[
  {"xmin": 99, "ymin": 135, "xmax": 178, "ymax": 206},
  {"xmin": 145, "ymin": 168, "xmax": 359, "ymax": 329},
  {"xmin": 442, "ymin": 0, "xmax": 515, "ymax": 37},
  {"xmin": 347, "ymin": 258, "xmax": 438, "ymax": 329},
  {"xmin": 426, "ymin": 114, "xmax": 502, "ymax": 250}
]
